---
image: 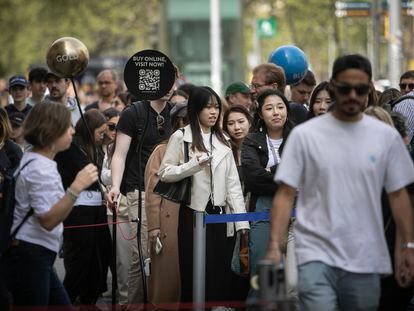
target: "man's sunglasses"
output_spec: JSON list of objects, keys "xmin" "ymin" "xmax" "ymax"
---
[
  {"xmin": 399, "ymin": 83, "xmax": 414, "ymax": 91},
  {"xmin": 107, "ymin": 123, "xmax": 116, "ymax": 131},
  {"xmin": 156, "ymin": 115, "xmax": 165, "ymax": 136},
  {"xmin": 334, "ymin": 82, "xmax": 370, "ymax": 96}
]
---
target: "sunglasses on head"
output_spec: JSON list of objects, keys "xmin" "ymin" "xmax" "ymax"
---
[
  {"xmin": 156, "ymin": 115, "xmax": 165, "ymax": 136},
  {"xmin": 334, "ymin": 82, "xmax": 370, "ymax": 96},
  {"xmin": 107, "ymin": 123, "xmax": 116, "ymax": 131},
  {"xmin": 399, "ymin": 83, "xmax": 414, "ymax": 91}
]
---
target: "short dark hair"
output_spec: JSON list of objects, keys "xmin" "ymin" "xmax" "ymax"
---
[
  {"xmin": 400, "ymin": 70, "xmax": 414, "ymax": 83},
  {"xmin": 28, "ymin": 67, "xmax": 48, "ymax": 83},
  {"xmin": 102, "ymin": 107, "xmax": 120, "ymax": 120},
  {"xmin": 24, "ymin": 102, "xmax": 71, "ymax": 148},
  {"xmin": 296, "ymin": 70, "xmax": 316, "ymax": 87},
  {"xmin": 331, "ymin": 54, "xmax": 372, "ymax": 80}
]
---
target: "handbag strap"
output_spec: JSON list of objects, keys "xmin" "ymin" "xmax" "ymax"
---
[
  {"xmin": 208, "ymin": 133, "xmax": 214, "ymax": 205},
  {"xmin": 180, "ymin": 128, "xmax": 190, "ymax": 164}
]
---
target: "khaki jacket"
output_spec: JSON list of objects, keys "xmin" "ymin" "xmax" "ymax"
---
[{"xmin": 159, "ymin": 125, "xmax": 249, "ymax": 235}]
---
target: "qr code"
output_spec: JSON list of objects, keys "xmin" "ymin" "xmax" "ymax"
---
[{"xmin": 139, "ymin": 69, "xmax": 160, "ymax": 91}]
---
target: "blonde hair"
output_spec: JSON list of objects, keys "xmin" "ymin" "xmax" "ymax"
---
[
  {"xmin": 364, "ymin": 106, "xmax": 394, "ymax": 127},
  {"xmin": 0, "ymin": 107, "xmax": 12, "ymax": 144}
]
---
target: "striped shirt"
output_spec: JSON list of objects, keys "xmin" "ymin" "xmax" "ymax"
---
[{"xmin": 393, "ymin": 90, "xmax": 414, "ymax": 141}]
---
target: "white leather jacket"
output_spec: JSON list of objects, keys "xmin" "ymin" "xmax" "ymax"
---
[{"xmin": 158, "ymin": 125, "xmax": 249, "ymax": 235}]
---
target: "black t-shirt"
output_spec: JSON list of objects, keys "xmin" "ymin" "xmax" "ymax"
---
[
  {"xmin": 84, "ymin": 101, "xmax": 99, "ymax": 111},
  {"xmin": 117, "ymin": 101, "xmax": 172, "ymax": 194},
  {"xmin": 288, "ymin": 102, "xmax": 308, "ymax": 125},
  {"xmin": 55, "ymin": 142, "xmax": 102, "ymax": 192},
  {"xmin": 5, "ymin": 104, "xmax": 32, "ymax": 117}
]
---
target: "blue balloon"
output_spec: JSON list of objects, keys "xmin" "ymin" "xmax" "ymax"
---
[{"xmin": 268, "ymin": 45, "xmax": 308, "ymax": 85}]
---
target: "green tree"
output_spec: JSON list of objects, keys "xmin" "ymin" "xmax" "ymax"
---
[{"xmin": 0, "ymin": 0, "xmax": 159, "ymax": 77}]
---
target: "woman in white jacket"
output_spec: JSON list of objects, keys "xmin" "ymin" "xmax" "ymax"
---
[{"xmin": 158, "ymin": 86, "xmax": 249, "ymax": 303}]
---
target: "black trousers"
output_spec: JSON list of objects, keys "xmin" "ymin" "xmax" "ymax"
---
[
  {"xmin": 63, "ymin": 205, "xmax": 111, "ymax": 305},
  {"xmin": 178, "ymin": 202, "xmax": 235, "ymax": 303}
]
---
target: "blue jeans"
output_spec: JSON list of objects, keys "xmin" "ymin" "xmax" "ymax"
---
[
  {"xmin": 1, "ymin": 240, "xmax": 72, "ymax": 309},
  {"xmin": 298, "ymin": 261, "xmax": 380, "ymax": 311},
  {"xmin": 249, "ymin": 196, "xmax": 272, "ymax": 277}
]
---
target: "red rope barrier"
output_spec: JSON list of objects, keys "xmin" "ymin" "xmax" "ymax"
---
[
  {"xmin": 63, "ymin": 220, "xmax": 130, "ymax": 229},
  {"xmin": 63, "ymin": 201, "xmax": 139, "ymax": 240}
]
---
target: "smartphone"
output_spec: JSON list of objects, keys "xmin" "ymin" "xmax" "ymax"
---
[
  {"xmin": 199, "ymin": 154, "xmax": 213, "ymax": 163},
  {"xmin": 155, "ymin": 236, "xmax": 163, "ymax": 255},
  {"xmin": 144, "ymin": 258, "xmax": 151, "ymax": 276}
]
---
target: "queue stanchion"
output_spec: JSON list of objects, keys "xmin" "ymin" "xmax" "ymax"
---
[
  {"xmin": 193, "ymin": 211, "xmax": 206, "ymax": 311},
  {"xmin": 112, "ymin": 201, "xmax": 117, "ymax": 309}
]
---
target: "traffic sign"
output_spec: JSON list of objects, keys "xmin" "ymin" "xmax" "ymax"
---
[{"xmin": 257, "ymin": 17, "xmax": 277, "ymax": 38}]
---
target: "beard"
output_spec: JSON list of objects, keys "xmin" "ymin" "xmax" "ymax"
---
[{"xmin": 337, "ymin": 99, "xmax": 364, "ymax": 116}]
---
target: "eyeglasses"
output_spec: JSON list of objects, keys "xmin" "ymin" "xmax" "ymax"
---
[
  {"xmin": 334, "ymin": 82, "xmax": 370, "ymax": 96},
  {"xmin": 399, "ymin": 83, "xmax": 414, "ymax": 91},
  {"xmin": 249, "ymin": 83, "xmax": 267, "ymax": 90},
  {"xmin": 107, "ymin": 123, "xmax": 116, "ymax": 131},
  {"xmin": 156, "ymin": 115, "xmax": 165, "ymax": 136}
]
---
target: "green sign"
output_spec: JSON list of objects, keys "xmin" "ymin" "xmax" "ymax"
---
[{"xmin": 257, "ymin": 17, "xmax": 277, "ymax": 38}]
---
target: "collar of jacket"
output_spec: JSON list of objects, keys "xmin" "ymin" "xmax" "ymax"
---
[
  {"xmin": 244, "ymin": 131, "xmax": 269, "ymax": 154},
  {"xmin": 182, "ymin": 124, "xmax": 231, "ymax": 169}
]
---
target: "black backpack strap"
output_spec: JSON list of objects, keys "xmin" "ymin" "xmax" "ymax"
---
[
  {"xmin": 391, "ymin": 95, "xmax": 414, "ymax": 110},
  {"xmin": 9, "ymin": 159, "xmax": 35, "ymax": 238},
  {"xmin": 10, "ymin": 209, "xmax": 33, "ymax": 238},
  {"xmin": 133, "ymin": 101, "xmax": 150, "ymax": 153}
]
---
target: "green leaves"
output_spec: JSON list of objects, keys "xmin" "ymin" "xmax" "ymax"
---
[{"xmin": 0, "ymin": 0, "xmax": 158, "ymax": 77}]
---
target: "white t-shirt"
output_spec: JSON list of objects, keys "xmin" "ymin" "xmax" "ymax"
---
[
  {"xmin": 13, "ymin": 151, "xmax": 64, "ymax": 253},
  {"xmin": 275, "ymin": 113, "xmax": 414, "ymax": 274},
  {"xmin": 266, "ymin": 136, "xmax": 283, "ymax": 168}
]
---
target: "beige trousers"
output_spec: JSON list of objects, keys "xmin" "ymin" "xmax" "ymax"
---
[{"xmin": 126, "ymin": 190, "xmax": 148, "ymax": 305}]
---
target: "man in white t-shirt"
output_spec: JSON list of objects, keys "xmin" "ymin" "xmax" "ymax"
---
[{"xmin": 266, "ymin": 54, "xmax": 414, "ymax": 311}]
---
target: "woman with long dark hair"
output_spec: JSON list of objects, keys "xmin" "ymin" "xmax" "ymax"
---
[
  {"xmin": 223, "ymin": 105, "xmax": 252, "ymax": 167},
  {"xmin": 55, "ymin": 109, "xmax": 110, "ymax": 306},
  {"xmin": 241, "ymin": 89, "xmax": 296, "ymax": 298},
  {"xmin": 158, "ymin": 86, "xmax": 249, "ymax": 303},
  {"xmin": 308, "ymin": 81, "xmax": 332, "ymax": 119}
]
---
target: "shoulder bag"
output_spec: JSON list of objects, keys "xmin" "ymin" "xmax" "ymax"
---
[{"xmin": 153, "ymin": 129, "xmax": 191, "ymax": 205}]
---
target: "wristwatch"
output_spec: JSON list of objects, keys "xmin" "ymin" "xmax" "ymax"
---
[{"xmin": 402, "ymin": 242, "xmax": 414, "ymax": 250}]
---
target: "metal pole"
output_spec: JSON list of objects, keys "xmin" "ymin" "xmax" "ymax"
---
[
  {"xmin": 388, "ymin": 0, "xmax": 402, "ymax": 87},
  {"xmin": 372, "ymin": 0, "xmax": 381, "ymax": 79},
  {"xmin": 193, "ymin": 211, "xmax": 206, "ymax": 311},
  {"xmin": 111, "ymin": 204, "xmax": 117, "ymax": 309},
  {"xmin": 210, "ymin": 0, "xmax": 222, "ymax": 95}
]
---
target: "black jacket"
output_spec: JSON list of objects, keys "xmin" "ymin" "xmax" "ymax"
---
[{"xmin": 241, "ymin": 131, "xmax": 279, "ymax": 199}]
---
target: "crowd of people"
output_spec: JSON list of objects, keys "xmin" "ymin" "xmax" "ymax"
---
[{"xmin": 0, "ymin": 53, "xmax": 414, "ymax": 311}]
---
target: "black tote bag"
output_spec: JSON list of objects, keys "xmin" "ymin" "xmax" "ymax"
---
[{"xmin": 154, "ymin": 137, "xmax": 191, "ymax": 205}]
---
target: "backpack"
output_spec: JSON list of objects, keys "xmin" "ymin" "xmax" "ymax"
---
[
  {"xmin": 390, "ymin": 95, "xmax": 414, "ymax": 110},
  {"xmin": 0, "ymin": 158, "xmax": 34, "ymax": 255},
  {"xmin": 390, "ymin": 95, "xmax": 414, "ymax": 160}
]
